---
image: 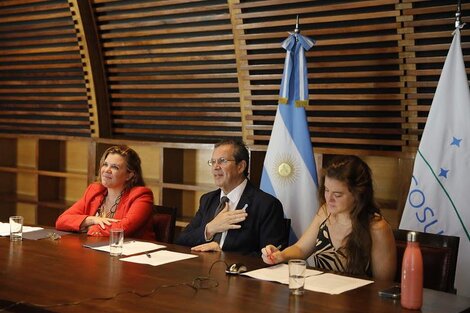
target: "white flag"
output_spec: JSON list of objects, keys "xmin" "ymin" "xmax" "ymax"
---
[{"xmin": 400, "ymin": 29, "xmax": 470, "ymax": 297}]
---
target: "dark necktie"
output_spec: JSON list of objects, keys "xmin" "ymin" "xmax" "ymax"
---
[{"xmin": 213, "ymin": 196, "xmax": 229, "ymax": 243}]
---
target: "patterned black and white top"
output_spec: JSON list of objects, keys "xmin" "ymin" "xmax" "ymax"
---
[{"xmin": 310, "ymin": 217, "xmax": 347, "ymax": 272}]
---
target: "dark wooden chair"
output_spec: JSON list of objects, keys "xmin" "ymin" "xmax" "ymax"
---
[
  {"xmin": 152, "ymin": 205, "xmax": 177, "ymax": 243},
  {"xmin": 393, "ymin": 229, "xmax": 460, "ymax": 293}
]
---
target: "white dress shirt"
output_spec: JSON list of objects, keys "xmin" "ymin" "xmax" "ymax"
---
[{"xmin": 218, "ymin": 179, "xmax": 248, "ymax": 248}]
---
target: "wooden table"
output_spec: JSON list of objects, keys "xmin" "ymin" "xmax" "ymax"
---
[{"xmin": 1, "ymin": 234, "xmax": 469, "ymax": 313}]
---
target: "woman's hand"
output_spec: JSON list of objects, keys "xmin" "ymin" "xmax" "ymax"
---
[
  {"xmin": 82, "ymin": 216, "xmax": 119, "ymax": 230},
  {"xmin": 261, "ymin": 244, "xmax": 283, "ymax": 265}
]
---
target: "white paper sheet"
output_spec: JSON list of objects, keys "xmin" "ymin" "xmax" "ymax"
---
[
  {"xmin": 87, "ymin": 240, "xmax": 166, "ymax": 256},
  {"xmin": 0, "ymin": 222, "xmax": 44, "ymax": 236},
  {"xmin": 305, "ymin": 273, "xmax": 373, "ymax": 294},
  {"xmin": 242, "ymin": 264, "xmax": 322, "ymax": 284},
  {"xmin": 242, "ymin": 263, "xmax": 373, "ymax": 294},
  {"xmin": 120, "ymin": 250, "xmax": 198, "ymax": 266}
]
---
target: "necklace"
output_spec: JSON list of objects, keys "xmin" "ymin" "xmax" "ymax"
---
[{"xmin": 98, "ymin": 191, "xmax": 123, "ymax": 218}]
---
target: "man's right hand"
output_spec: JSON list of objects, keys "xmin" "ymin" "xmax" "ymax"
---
[
  {"xmin": 205, "ymin": 204, "xmax": 248, "ymax": 239},
  {"xmin": 191, "ymin": 241, "xmax": 221, "ymax": 252}
]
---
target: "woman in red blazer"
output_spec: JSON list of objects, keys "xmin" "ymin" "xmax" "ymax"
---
[{"xmin": 56, "ymin": 145, "xmax": 154, "ymax": 240}]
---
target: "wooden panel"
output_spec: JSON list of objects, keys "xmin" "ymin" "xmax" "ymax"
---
[
  {"xmin": 232, "ymin": 0, "xmax": 405, "ymax": 153},
  {"xmin": 230, "ymin": 0, "xmax": 469, "ymax": 156},
  {"xmin": 0, "ymin": 0, "xmax": 91, "ymax": 137},
  {"xmin": 92, "ymin": 0, "xmax": 241, "ymax": 143},
  {"xmin": 0, "ymin": 1, "xmax": 469, "ymax": 157},
  {"xmin": 16, "ymin": 202, "xmax": 36, "ymax": 225},
  {"xmin": 401, "ymin": 0, "xmax": 470, "ymax": 152}
]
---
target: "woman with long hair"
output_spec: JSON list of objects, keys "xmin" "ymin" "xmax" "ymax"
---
[{"xmin": 261, "ymin": 155, "xmax": 396, "ymax": 281}]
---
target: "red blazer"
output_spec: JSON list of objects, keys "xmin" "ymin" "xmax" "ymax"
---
[{"xmin": 56, "ymin": 183, "xmax": 154, "ymax": 240}]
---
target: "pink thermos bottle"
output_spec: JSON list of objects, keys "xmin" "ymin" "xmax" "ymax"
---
[{"xmin": 401, "ymin": 231, "xmax": 423, "ymax": 310}]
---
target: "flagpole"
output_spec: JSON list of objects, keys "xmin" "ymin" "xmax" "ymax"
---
[
  {"xmin": 294, "ymin": 15, "xmax": 300, "ymax": 34},
  {"xmin": 455, "ymin": 0, "xmax": 465, "ymax": 29}
]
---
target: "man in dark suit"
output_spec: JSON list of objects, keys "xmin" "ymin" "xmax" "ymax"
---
[{"xmin": 176, "ymin": 139, "xmax": 287, "ymax": 255}]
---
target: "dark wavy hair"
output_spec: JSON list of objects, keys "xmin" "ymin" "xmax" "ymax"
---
[
  {"xmin": 318, "ymin": 155, "xmax": 380, "ymax": 276},
  {"xmin": 214, "ymin": 139, "xmax": 250, "ymax": 177},
  {"xmin": 97, "ymin": 145, "xmax": 145, "ymax": 191}
]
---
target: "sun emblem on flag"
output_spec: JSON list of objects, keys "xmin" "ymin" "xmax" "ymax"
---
[
  {"xmin": 278, "ymin": 162, "xmax": 292, "ymax": 177},
  {"xmin": 271, "ymin": 152, "xmax": 299, "ymax": 186}
]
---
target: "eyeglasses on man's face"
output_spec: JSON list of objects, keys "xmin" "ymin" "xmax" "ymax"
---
[{"xmin": 207, "ymin": 157, "xmax": 236, "ymax": 167}]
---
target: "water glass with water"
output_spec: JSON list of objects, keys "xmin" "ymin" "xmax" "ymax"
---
[
  {"xmin": 289, "ymin": 259, "xmax": 306, "ymax": 295},
  {"xmin": 109, "ymin": 228, "xmax": 124, "ymax": 256},
  {"xmin": 9, "ymin": 216, "xmax": 24, "ymax": 242}
]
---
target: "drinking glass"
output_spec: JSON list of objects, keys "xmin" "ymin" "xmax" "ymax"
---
[
  {"xmin": 289, "ymin": 259, "xmax": 306, "ymax": 295},
  {"xmin": 9, "ymin": 216, "xmax": 24, "ymax": 242},
  {"xmin": 109, "ymin": 229, "xmax": 124, "ymax": 256}
]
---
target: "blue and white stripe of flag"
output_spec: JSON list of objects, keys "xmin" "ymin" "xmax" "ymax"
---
[
  {"xmin": 261, "ymin": 33, "xmax": 318, "ymax": 244},
  {"xmin": 279, "ymin": 33, "xmax": 315, "ymax": 106}
]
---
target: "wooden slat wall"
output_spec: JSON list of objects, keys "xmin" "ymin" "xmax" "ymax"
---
[
  {"xmin": 0, "ymin": 0, "xmax": 91, "ymax": 137},
  {"xmin": 233, "ymin": 0, "xmax": 405, "ymax": 155},
  {"xmin": 92, "ymin": 0, "xmax": 242, "ymax": 142},
  {"xmin": 0, "ymin": 0, "xmax": 469, "ymax": 156},
  {"xmin": 232, "ymin": 0, "xmax": 469, "ymax": 155},
  {"xmin": 401, "ymin": 0, "xmax": 470, "ymax": 152}
]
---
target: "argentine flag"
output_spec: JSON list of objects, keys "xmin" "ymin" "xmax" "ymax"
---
[
  {"xmin": 400, "ymin": 29, "xmax": 470, "ymax": 297},
  {"xmin": 261, "ymin": 33, "xmax": 319, "ymax": 244}
]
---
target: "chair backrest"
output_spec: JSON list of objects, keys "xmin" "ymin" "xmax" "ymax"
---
[
  {"xmin": 393, "ymin": 229, "xmax": 460, "ymax": 293},
  {"xmin": 152, "ymin": 205, "xmax": 177, "ymax": 243}
]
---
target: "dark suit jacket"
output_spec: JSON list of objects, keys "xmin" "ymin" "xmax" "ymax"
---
[{"xmin": 176, "ymin": 181, "xmax": 287, "ymax": 255}]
